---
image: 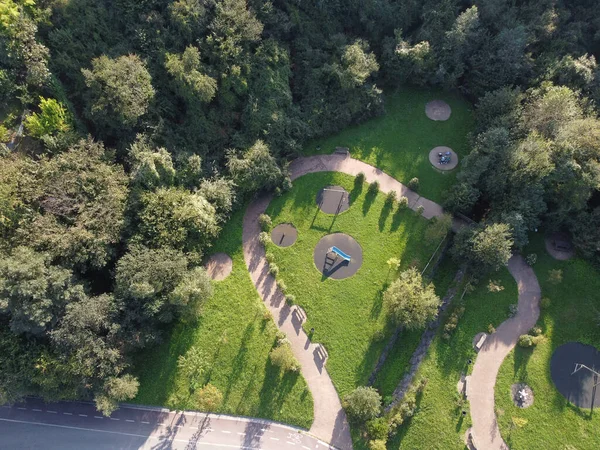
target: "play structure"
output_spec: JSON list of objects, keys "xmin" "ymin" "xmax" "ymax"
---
[
  {"xmin": 316, "ymin": 185, "xmax": 350, "ymax": 214},
  {"xmin": 271, "ymin": 223, "xmax": 298, "ymax": 248},
  {"xmin": 328, "ymin": 246, "xmax": 351, "ymax": 262},
  {"xmin": 428, "ymin": 146, "xmax": 458, "ymax": 171},
  {"xmin": 313, "ymin": 233, "xmax": 362, "ymax": 280},
  {"xmin": 550, "ymin": 342, "xmax": 600, "ymax": 409}
]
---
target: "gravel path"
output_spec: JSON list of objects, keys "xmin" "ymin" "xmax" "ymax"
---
[{"xmin": 466, "ymin": 255, "xmax": 541, "ymax": 449}]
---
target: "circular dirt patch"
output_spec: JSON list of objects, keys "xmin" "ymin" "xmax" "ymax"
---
[
  {"xmin": 271, "ymin": 223, "xmax": 298, "ymax": 248},
  {"xmin": 425, "ymin": 100, "xmax": 452, "ymax": 121},
  {"xmin": 551, "ymin": 342, "xmax": 600, "ymax": 409},
  {"xmin": 313, "ymin": 233, "xmax": 363, "ymax": 280},
  {"xmin": 316, "ymin": 186, "xmax": 350, "ymax": 215},
  {"xmin": 512, "ymin": 383, "xmax": 534, "ymax": 408},
  {"xmin": 429, "ymin": 146, "xmax": 458, "ymax": 171},
  {"xmin": 204, "ymin": 253, "xmax": 233, "ymax": 281},
  {"xmin": 545, "ymin": 232, "xmax": 575, "ymax": 260}
]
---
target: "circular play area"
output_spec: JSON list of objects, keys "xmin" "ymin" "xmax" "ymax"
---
[
  {"xmin": 425, "ymin": 100, "xmax": 452, "ymax": 121},
  {"xmin": 429, "ymin": 146, "xmax": 458, "ymax": 171},
  {"xmin": 545, "ymin": 231, "xmax": 575, "ymax": 261},
  {"xmin": 313, "ymin": 233, "xmax": 363, "ymax": 280},
  {"xmin": 271, "ymin": 223, "xmax": 298, "ymax": 248},
  {"xmin": 316, "ymin": 186, "xmax": 350, "ymax": 214},
  {"xmin": 550, "ymin": 342, "xmax": 600, "ymax": 409},
  {"xmin": 204, "ymin": 252, "xmax": 233, "ymax": 281}
]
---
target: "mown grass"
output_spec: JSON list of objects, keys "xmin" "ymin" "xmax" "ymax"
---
[
  {"xmin": 387, "ymin": 267, "xmax": 517, "ymax": 449},
  {"xmin": 132, "ymin": 208, "xmax": 314, "ymax": 429},
  {"xmin": 495, "ymin": 234, "xmax": 600, "ymax": 450},
  {"xmin": 265, "ymin": 171, "xmax": 446, "ymax": 399},
  {"xmin": 304, "ymin": 88, "xmax": 474, "ymax": 204}
]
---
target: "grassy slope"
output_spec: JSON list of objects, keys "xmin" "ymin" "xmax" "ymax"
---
[
  {"xmin": 304, "ymin": 88, "xmax": 474, "ymax": 204},
  {"xmin": 388, "ymin": 268, "xmax": 517, "ymax": 449},
  {"xmin": 265, "ymin": 172, "xmax": 443, "ymax": 399},
  {"xmin": 495, "ymin": 235, "xmax": 600, "ymax": 450},
  {"xmin": 132, "ymin": 209, "xmax": 314, "ymax": 429}
]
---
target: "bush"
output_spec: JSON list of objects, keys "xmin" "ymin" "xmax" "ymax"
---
[
  {"xmin": 258, "ymin": 231, "xmax": 270, "ymax": 246},
  {"xmin": 508, "ymin": 303, "xmax": 518, "ymax": 317},
  {"xmin": 408, "ymin": 177, "xmax": 419, "ymax": 191},
  {"xmin": 416, "ymin": 205, "xmax": 425, "ymax": 216},
  {"xmin": 285, "ymin": 294, "xmax": 295, "ymax": 305},
  {"xmin": 547, "ymin": 269, "xmax": 563, "ymax": 285},
  {"xmin": 518, "ymin": 334, "xmax": 534, "ymax": 348},
  {"xmin": 269, "ymin": 343, "xmax": 300, "ymax": 372},
  {"xmin": 488, "ymin": 323, "xmax": 496, "ymax": 334},
  {"xmin": 368, "ymin": 439, "xmax": 387, "ymax": 450},
  {"xmin": 367, "ymin": 417, "xmax": 389, "ymax": 440},
  {"xmin": 398, "ymin": 196, "xmax": 409, "ymax": 209},
  {"xmin": 526, "ymin": 253, "xmax": 537, "ymax": 266},
  {"xmin": 277, "ymin": 279, "xmax": 287, "ymax": 293},
  {"xmin": 259, "ymin": 214, "xmax": 272, "ymax": 231},
  {"xmin": 262, "ymin": 309, "xmax": 273, "ymax": 321},
  {"xmin": 356, "ymin": 172, "xmax": 366, "ymax": 184},
  {"xmin": 443, "ymin": 305, "xmax": 465, "ymax": 340},
  {"xmin": 0, "ymin": 125, "xmax": 9, "ymax": 142},
  {"xmin": 540, "ymin": 297, "xmax": 551, "ymax": 309},
  {"xmin": 269, "ymin": 264, "xmax": 279, "ymax": 276},
  {"xmin": 343, "ymin": 386, "xmax": 382, "ymax": 424},
  {"xmin": 385, "ymin": 190, "xmax": 397, "ymax": 205},
  {"xmin": 265, "ymin": 252, "xmax": 275, "ymax": 264},
  {"xmin": 368, "ymin": 180, "xmax": 380, "ymax": 194},
  {"xmin": 196, "ymin": 383, "xmax": 223, "ymax": 410},
  {"xmin": 529, "ymin": 326, "xmax": 542, "ymax": 336}
]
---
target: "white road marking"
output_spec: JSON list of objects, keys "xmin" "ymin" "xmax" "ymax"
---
[
  {"xmin": 63, "ymin": 413, "xmax": 73, "ymax": 416},
  {"xmin": 303, "ymin": 446, "xmax": 311, "ymax": 450},
  {"xmin": 78, "ymin": 414, "xmax": 88, "ymax": 417},
  {"xmin": 94, "ymin": 416, "xmax": 103, "ymax": 419},
  {"xmin": 32, "ymin": 409, "xmax": 42, "ymax": 412},
  {"xmin": 125, "ymin": 419, "xmax": 135, "ymax": 423},
  {"xmin": 237, "ymin": 432, "xmax": 245, "ymax": 435},
  {"xmin": 0, "ymin": 418, "xmax": 269, "ymax": 449},
  {"xmin": 221, "ymin": 430, "xmax": 231, "ymax": 434},
  {"xmin": 141, "ymin": 421, "xmax": 150, "ymax": 424},
  {"xmin": 286, "ymin": 442, "xmax": 296, "ymax": 446},
  {"xmin": 270, "ymin": 437, "xmax": 280, "ymax": 441},
  {"xmin": 110, "ymin": 418, "xmax": 119, "ymax": 421},
  {"xmin": 47, "ymin": 411, "xmax": 57, "ymax": 414}
]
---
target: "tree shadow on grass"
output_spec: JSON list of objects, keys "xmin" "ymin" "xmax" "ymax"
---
[
  {"xmin": 222, "ymin": 321, "xmax": 257, "ymax": 406},
  {"xmin": 512, "ymin": 346, "xmax": 533, "ymax": 380},
  {"xmin": 370, "ymin": 284, "xmax": 387, "ymax": 319},
  {"xmin": 349, "ymin": 177, "xmax": 364, "ymax": 203},
  {"xmin": 390, "ymin": 207, "xmax": 405, "ymax": 232},
  {"xmin": 257, "ymin": 359, "xmax": 303, "ymax": 421},
  {"xmin": 362, "ymin": 189, "xmax": 377, "ymax": 216},
  {"xmin": 379, "ymin": 200, "xmax": 394, "ymax": 231}
]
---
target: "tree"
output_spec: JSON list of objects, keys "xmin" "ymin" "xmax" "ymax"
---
[
  {"xmin": 168, "ymin": 267, "xmax": 213, "ymax": 319},
  {"xmin": 196, "ymin": 383, "xmax": 223, "ymax": 410},
  {"xmin": 343, "ymin": 386, "xmax": 381, "ymax": 424},
  {"xmin": 0, "ymin": 246, "xmax": 79, "ymax": 336},
  {"xmin": 165, "ymin": 46, "xmax": 217, "ymax": 103},
  {"xmin": 199, "ymin": 177, "xmax": 235, "ymax": 220},
  {"xmin": 227, "ymin": 140, "xmax": 287, "ymax": 195},
  {"xmin": 425, "ymin": 213, "xmax": 453, "ymax": 243},
  {"xmin": 269, "ymin": 342, "xmax": 300, "ymax": 372},
  {"xmin": 25, "ymin": 97, "xmax": 71, "ymax": 138},
  {"xmin": 129, "ymin": 135, "xmax": 176, "ymax": 189},
  {"xmin": 339, "ymin": 40, "xmax": 379, "ymax": 89},
  {"xmin": 95, "ymin": 375, "xmax": 139, "ymax": 416},
  {"xmin": 82, "ymin": 54, "xmax": 154, "ymax": 130},
  {"xmin": 136, "ymin": 187, "xmax": 220, "ymax": 254},
  {"xmin": 453, "ymin": 223, "xmax": 514, "ymax": 273},
  {"xmin": 383, "ymin": 268, "xmax": 440, "ymax": 330}
]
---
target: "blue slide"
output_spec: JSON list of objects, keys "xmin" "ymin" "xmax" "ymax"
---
[{"xmin": 329, "ymin": 246, "xmax": 351, "ymax": 262}]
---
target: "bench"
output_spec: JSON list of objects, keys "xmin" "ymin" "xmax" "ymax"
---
[
  {"xmin": 328, "ymin": 246, "xmax": 351, "ymax": 262},
  {"xmin": 333, "ymin": 147, "xmax": 350, "ymax": 157}
]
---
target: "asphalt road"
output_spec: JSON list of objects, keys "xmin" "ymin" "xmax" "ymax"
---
[{"xmin": 0, "ymin": 398, "xmax": 336, "ymax": 450}]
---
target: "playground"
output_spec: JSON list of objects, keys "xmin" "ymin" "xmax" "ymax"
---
[{"xmin": 264, "ymin": 170, "xmax": 448, "ymax": 398}]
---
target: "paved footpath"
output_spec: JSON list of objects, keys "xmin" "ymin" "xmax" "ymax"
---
[
  {"xmin": 466, "ymin": 255, "xmax": 541, "ymax": 449},
  {"xmin": 243, "ymin": 154, "xmax": 452, "ymax": 450},
  {"xmin": 0, "ymin": 398, "xmax": 335, "ymax": 450}
]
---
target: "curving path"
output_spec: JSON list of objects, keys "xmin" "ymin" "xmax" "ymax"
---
[
  {"xmin": 242, "ymin": 154, "xmax": 449, "ymax": 450},
  {"xmin": 466, "ymin": 255, "xmax": 541, "ymax": 449}
]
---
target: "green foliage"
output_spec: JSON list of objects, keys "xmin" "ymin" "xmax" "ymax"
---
[
  {"xmin": 196, "ymin": 383, "xmax": 223, "ymax": 410},
  {"xmin": 442, "ymin": 305, "xmax": 465, "ymax": 340},
  {"xmin": 453, "ymin": 224, "xmax": 514, "ymax": 273},
  {"xmin": 258, "ymin": 231, "xmax": 270, "ymax": 246},
  {"xmin": 367, "ymin": 417, "xmax": 390, "ymax": 440},
  {"xmin": 343, "ymin": 386, "xmax": 381, "ymax": 424},
  {"xmin": 407, "ymin": 177, "xmax": 419, "ymax": 191},
  {"xmin": 228, "ymin": 140, "xmax": 287, "ymax": 196},
  {"xmin": 82, "ymin": 54, "xmax": 154, "ymax": 130},
  {"xmin": 25, "ymin": 97, "xmax": 71, "ymax": 138},
  {"xmin": 177, "ymin": 346, "xmax": 207, "ymax": 392},
  {"xmin": 95, "ymin": 375, "xmax": 139, "ymax": 416},
  {"xmin": 368, "ymin": 181, "xmax": 380, "ymax": 195},
  {"xmin": 368, "ymin": 439, "xmax": 387, "ymax": 450},
  {"xmin": 425, "ymin": 213, "xmax": 452, "ymax": 243},
  {"xmin": 518, "ymin": 334, "xmax": 534, "ymax": 348},
  {"xmin": 129, "ymin": 135, "xmax": 176, "ymax": 189},
  {"xmin": 258, "ymin": 214, "xmax": 272, "ymax": 231},
  {"xmin": 269, "ymin": 342, "xmax": 300, "ymax": 372},
  {"xmin": 384, "ymin": 268, "xmax": 440, "ymax": 330},
  {"xmin": 526, "ymin": 253, "xmax": 537, "ymax": 266},
  {"xmin": 547, "ymin": 269, "xmax": 563, "ymax": 285},
  {"xmin": 165, "ymin": 46, "xmax": 217, "ymax": 103}
]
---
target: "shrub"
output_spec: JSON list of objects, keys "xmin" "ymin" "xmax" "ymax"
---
[
  {"xmin": 276, "ymin": 279, "xmax": 286, "ymax": 293},
  {"xmin": 416, "ymin": 205, "xmax": 425, "ymax": 216},
  {"xmin": 259, "ymin": 214, "xmax": 272, "ymax": 231},
  {"xmin": 269, "ymin": 343, "xmax": 300, "ymax": 372},
  {"xmin": 518, "ymin": 334, "xmax": 534, "ymax": 348},
  {"xmin": 258, "ymin": 231, "xmax": 270, "ymax": 246},
  {"xmin": 529, "ymin": 326, "xmax": 542, "ymax": 336},
  {"xmin": 416, "ymin": 377, "xmax": 428, "ymax": 393},
  {"xmin": 540, "ymin": 297, "xmax": 551, "ymax": 309},
  {"xmin": 269, "ymin": 264, "xmax": 279, "ymax": 276},
  {"xmin": 343, "ymin": 386, "xmax": 382, "ymax": 424},
  {"xmin": 508, "ymin": 303, "xmax": 518, "ymax": 317},
  {"xmin": 262, "ymin": 309, "xmax": 273, "ymax": 321},
  {"xmin": 285, "ymin": 294, "xmax": 295, "ymax": 305},
  {"xmin": 356, "ymin": 172, "xmax": 366, "ymax": 184},
  {"xmin": 368, "ymin": 439, "xmax": 387, "ymax": 450},
  {"xmin": 443, "ymin": 305, "xmax": 465, "ymax": 340},
  {"xmin": 367, "ymin": 417, "xmax": 389, "ymax": 440},
  {"xmin": 488, "ymin": 323, "xmax": 496, "ymax": 334},
  {"xmin": 398, "ymin": 196, "xmax": 409, "ymax": 209},
  {"xmin": 0, "ymin": 125, "xmax": 9, "ymax": 142},
  {"xmin": 196, "ymin": 383, "xmax": 223, "ymax": 410},
  {"xmin": 385, "ymin": 190, "xmax": 397, "ymax": 205},
  {"xmin": 265, "ymin": 251, "xmax": 275, "ymax": 264},
  {"xmin": 547, "ymin": 269, "xmax": 563, "ymax": 285},
  {"xmin": 526, "ymin": 253, "xmax": 537, "ymax": 266},
  {"xmin": 408, "ymin": 177, "xmax": 419, "ymax": 191},
  {"xmin": 368, "ymin": 180, "xmax": 380, "ymax": 194}
]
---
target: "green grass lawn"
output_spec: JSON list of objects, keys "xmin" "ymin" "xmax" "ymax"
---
[
  {"xmin": 265, "ymin": 171, "xmax": 447, "ymax": 399},
  {"xmin": 132, "ymin": 209, "xmax": 314, "ymax": 429},
  {"xmin": 495, "ymin": 235, "xmax": 600, "ymax": 450},
  {"xmin": 386, "ymin": 268, "xmax": 517, "ymax": 449},
  {"xmin": 304, "ymin": 88, "xmax": 474, "ymax": 204}
]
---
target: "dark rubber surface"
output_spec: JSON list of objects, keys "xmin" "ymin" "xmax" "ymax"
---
[
  {"xmin": 271, "ymin": 223, "xmax": 298, "ymax": 247},
  {"xmin": 313, "ymin": 233, "xmax": 363, "ymax": 280},
  {"xmin": 550, "ymin": 342, "xmax": 600, "ymax": 409},
  {"xmin": 316, "ymin": 185, "xmax": 350, "ymax": 214}
]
